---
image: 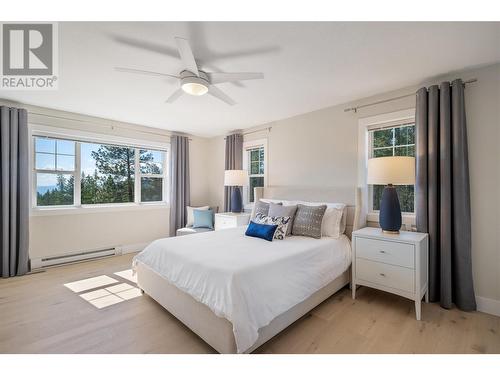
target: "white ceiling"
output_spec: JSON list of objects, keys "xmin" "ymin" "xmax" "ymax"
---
[{"xmin": 2, "ymin": 22, "xmax": 499, "ymax": 137}]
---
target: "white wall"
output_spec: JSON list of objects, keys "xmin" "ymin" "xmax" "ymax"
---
[
  {"xmin": 29, "ymin": 208, "xmax": 170, "ymax": 259},
  {"xmin": 0, "ymin": 99, "xmax": 210, "ymax": 260},
  {"xmin": 206, "ymin": 63, "xmax": 500, "ymax": 311}
]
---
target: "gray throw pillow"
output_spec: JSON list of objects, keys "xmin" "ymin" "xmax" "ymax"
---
[
  {"xmin": 252, "ymin": 200, "xmax": 282, "ymax": 220},
  {"xmin": 292, "ymin": 204, "xmax": 327, "ymax": 239},
  {"xmin": 268, "ymin": 203, "xmax": 297, "ymax": 236}
]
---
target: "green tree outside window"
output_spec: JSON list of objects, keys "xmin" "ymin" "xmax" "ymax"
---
[{"xmin": 371, "ymin": 124, "xmax": 415, "ymax": 213}]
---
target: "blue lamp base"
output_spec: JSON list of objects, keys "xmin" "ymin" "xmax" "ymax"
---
[
  {"xmin": 231, "ymin": 186, "xmax": 243, "ymax": 213},
  {"xmin": 379, "ymin": 184, "xmax": 402, "ymax": 233}
]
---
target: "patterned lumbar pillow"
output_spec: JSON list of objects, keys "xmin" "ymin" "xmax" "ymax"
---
[
  {"xmin": 251, "ymin": 200, "xmax": 282, "ymax": 220},
  {"xmin": 254, "ymin": 213, "xmax": 291, "ymax": 240},
  {"xmin": 251, "ymin": 200, "xmax": 269, "ymax": 220},
  {"xmin": 268, "ymin": 203, "xmax": 298, "ymax": 236},
  {"xmin": 292, "ymin": 204, "xmax": 327, "ymax": 239}
]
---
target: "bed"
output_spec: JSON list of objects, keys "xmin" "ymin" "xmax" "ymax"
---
[{"xmin": 133, "ymin": 186, "xmax": 362, "ymax": 353}]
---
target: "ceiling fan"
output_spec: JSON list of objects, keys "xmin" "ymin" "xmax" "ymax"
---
[{"xmin": 115, "ymin": 37, "xmax": 264, "ymax": 105}]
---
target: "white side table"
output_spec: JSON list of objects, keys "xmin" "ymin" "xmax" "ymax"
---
[
  {"xmin": 352, "ymin": 227, "xmax": 429, "ymax": 320},
  {"xmin": 214, "ymin": 212, "xmax": 251, "ymax": 231}
]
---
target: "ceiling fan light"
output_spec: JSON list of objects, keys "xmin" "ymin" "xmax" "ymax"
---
[{"xmin": 182, "ymin": 82, "xmax": 208, "ymax": 96}]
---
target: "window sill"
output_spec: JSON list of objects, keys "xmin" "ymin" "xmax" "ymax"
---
[{"xmin": 30, "ymin": 202, "xmax": 170, "ymax": 217}]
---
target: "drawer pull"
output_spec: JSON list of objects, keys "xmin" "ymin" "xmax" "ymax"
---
[
  {"xmin": 379, "ymin": 273, "xmax": 386, "ymax": 277},
  {"xmin": 379, "ymin": 250, "xmax": 386, "ymax": 254}
]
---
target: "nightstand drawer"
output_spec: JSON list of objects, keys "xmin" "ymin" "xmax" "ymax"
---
[
  {"xmin": 356, "ymin": 258, "xmax": 414, "ymax": 293},
  {"xmin": 215, "ymin": 216, "xmax": 235, "ymax": 230},
  {"xmin": 214, "ymin": 213, "xmax": 250, "ymax": 230},
  {"xmin": 356, "ymin": 237, "xmax": 414, "ymax": 268}
]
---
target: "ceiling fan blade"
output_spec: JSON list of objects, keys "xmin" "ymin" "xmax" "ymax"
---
[
  {"xmin": 115, "ymin": 67, "xmax": 178, "ymax": 79},
  {"xmin": 166, "ymin": 88, "xmax": 184, "ymax": 104},
  {"xmin": 207, "ymin": 72, "xmax": 264, "ymax": 85},
  {"xmin": 175, "ymin": 37, "xmax": 199, "ymax": 76},
  {"xmin": 208, "ymin": 85, "xmax": 236, "ymax": 106}
]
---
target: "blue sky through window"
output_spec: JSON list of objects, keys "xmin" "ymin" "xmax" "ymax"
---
[{"xmin": 81, "ymin": 142, "xmax": 101, "ymax": 176}]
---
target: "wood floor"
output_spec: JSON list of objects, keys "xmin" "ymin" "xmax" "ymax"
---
[{"xmin": 1, "ymin": 253, "xmax": 499, "ymax": 354}]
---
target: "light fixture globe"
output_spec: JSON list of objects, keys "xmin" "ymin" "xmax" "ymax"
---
[{"xmin": 180, "ymin": 70, "xmax": 209, "ymax": 96}]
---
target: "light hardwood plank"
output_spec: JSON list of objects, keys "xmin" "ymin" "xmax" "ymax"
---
[{"xmin": 0, "ymin": 253, "xmax": 498, "ymax": 354}]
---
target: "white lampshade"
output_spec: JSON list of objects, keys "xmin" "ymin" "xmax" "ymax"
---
[
  {"xmin": 367, "ymin": 156, "xmax": 415, "ymax": 185},
  {"xmin": 224, "ymin": 169, "xmax": 248, "ymax": 187}
]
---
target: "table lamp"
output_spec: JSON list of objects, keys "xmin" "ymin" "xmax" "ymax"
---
[
  {"xmin": 367, "ymin": 156, "xmax": 415, "ymax": 233},
  {"xmin": 224, "ymin": 169, "xmax": 248, "ymax": 213}
]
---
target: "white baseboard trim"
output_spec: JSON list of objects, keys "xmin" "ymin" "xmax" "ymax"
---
[
  {"xmin": 476, "ymin": 296, "xmax": 500, "ymax": 317},
  {"xmin": 116, "ymin": 242, "xmax": 150, "ymax": 255}
]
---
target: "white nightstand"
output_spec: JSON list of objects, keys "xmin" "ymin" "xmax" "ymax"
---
[
  {"xmin": 214, "ymin": 212, "xmax": 251, "ymax": 230},
  {"xmin": 351, "ymin": 227, "xmax": 429, "ymax": 320}
]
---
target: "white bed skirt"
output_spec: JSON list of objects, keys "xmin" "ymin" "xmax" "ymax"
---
[{"xmin": 136, "ymin": 261, "xmax": 350, "ymax": 354}]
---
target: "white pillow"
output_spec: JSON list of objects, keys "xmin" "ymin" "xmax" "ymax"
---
[
  {"xmin": 186, "ymin": 206, "xmax": 209, "ymax": 227},
  {"xmin": 259, "ymin": 198, "xmax": 284, "ymax": 205},
  {"xmin": 339, "ymin": 209, "xmax": 347, "ymax": 235},
  {"xmin": 296, "ymin": 201, "xmax": 346, "ymax": 238},
  {"xmin": 260, "ymin": 198, "xmax": 298, "ymax": 207}
]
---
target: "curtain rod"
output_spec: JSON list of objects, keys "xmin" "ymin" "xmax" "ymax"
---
[
  {"xmin": 344, "ymin": 78, "xmax": 477, "ymax": 113},
  {"xmin": 27, "ymin": 110, "xmax": 193, "ymax": 140},
  {"xmin": 224, "ymin": 126, "xmax": 271, "ymax": 139}
]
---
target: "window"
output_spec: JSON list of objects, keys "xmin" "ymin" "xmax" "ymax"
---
[
  {"xmin": 242, "ymin": 139, "xmax": 267, "ymax": 204},
  {"xmin": 35, "ymin": 137, "xmax": 76, "ymax": 206},
  {"xmin": 139, "ymin": 149, "xmax": 165, "ymax": 202},
  {"xmin": 33, "ymin": 135, "xmax": 167, "ymax": 208},
  {"xmin": 369, "ymin": 123, "xmax": 415, "ymax": 213},
  {"xmin": 80, "ymin": 142, "xmax": 136, "ymax": 204},
  {"xmin": 247, "ymin": 147, "xmax": 265, "ymax": 203}
]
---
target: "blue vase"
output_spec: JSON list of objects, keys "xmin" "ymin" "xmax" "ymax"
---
[{"xmin": 379, "ymin": 184, "xmax": 402, "ymax": 233}]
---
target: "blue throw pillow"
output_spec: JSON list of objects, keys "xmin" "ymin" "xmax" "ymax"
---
[
  {"xmin": 193, "ymin": 209, "xmax": 214, "ymax": 229},
  {"xmin": 245, "ymin": 221, "xmax": 278, "ymax": 242}
]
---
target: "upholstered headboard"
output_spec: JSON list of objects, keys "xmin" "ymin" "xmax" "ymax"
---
[{"xmin": 254, "ymin": 186, "xmax": 363, "ymax": 239}]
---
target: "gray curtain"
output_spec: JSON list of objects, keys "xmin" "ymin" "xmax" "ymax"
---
[
  {"xmin": 224, "ymin": 133, "xmax": 243, "ymax": 212},
  {"xmin": 1, "ymin": 106, "xmax": 30, "ymax": 277},
  {"xmin": 415, "ymin": 79, "xmax": 476, "ymax": 311},
  {"xmin": 169, "ymin": 135, "xmax": 190, "ymax": 236}
]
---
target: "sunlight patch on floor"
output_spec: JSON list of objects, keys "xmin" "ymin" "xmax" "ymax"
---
[
  {"xmin": 77, "ymin": 282, "xmax": 142, "ymax": 309},
  {"xmin": 64, "ymin": 275, "xmax": 119, "ymax": 292},
  {"xmin": 116, "ymin": 287, "xmax": 142, "ymax": 300},
  {"xmin": 64, "ymin": 274, "xmax": 142, "ymax": 309},
  {"xmin": 88, "ymin": 294, "xmax": 124, "ymax": 309},
  {"xmin": 105, "ymin": 283, "xmax": 134, "ymax": 293},
  {"xmin": 114, "ymin": 269, "xmax": 137, "ymax": 283},
  {"xmin": 80, "ymin": 288, "xmax": 111, "ymax": 301}
]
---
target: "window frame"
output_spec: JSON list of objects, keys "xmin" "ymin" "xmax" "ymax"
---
[
  {"xmin": 242, "ymin": 138, "xmax": 268, "ymax": 207},
  {"xmin": 357, "ymin": 109, "xmax": 416, "ymax": 227},
  {"xmin": 136, "ymin": 148, "xmax": 168, "ymax": 204},
  {"xmin": 30, "ymin": 124, "xmax": 170, "ymax": 215},
  {"xmin": 32, "ymin": 137, "xmax": 78, "ymax": 208}
]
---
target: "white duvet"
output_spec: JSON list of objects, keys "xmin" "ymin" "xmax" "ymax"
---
[{"xmin": 132, "ymin": 227, "xmax": 351, "ymax": 353}]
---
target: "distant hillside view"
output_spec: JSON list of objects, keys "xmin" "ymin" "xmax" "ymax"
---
[
  {"xmin": 37, "ymin": 144, "xmax": 162, "ymax": 206},
  {"xmin": 37, "ymin": 186, "xmax": 55, "ymax": 195}
]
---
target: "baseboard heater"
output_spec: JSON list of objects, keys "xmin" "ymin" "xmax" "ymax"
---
[{"xmin": 31, "ymin": 247, "xmax": 118, "ymax": 269}]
